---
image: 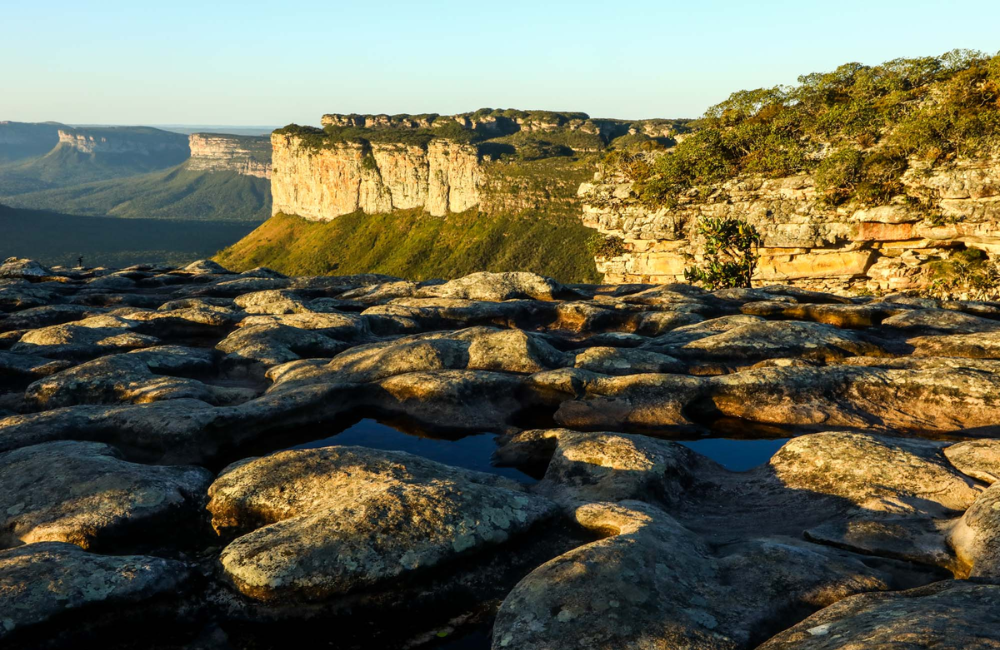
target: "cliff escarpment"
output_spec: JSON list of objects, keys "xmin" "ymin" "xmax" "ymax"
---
[
  {"xmin": 270, "ymin": 110, "xmax": 686, "ymax": 220},
  {"xmin": 583, "ymin": 159, "xmax": 1000, "ymax": 294},
  {"xmin": 57, "ymin": 126, "xmax": 190, "ymax": 158},
  {"xmin": 188, "ymin": 133, "xmax": 272, "ymax": 179},
  {"xmin": 583, "ymin": 50, "xmax": 1000, "ymax": 297},
  {"xmin": 270, "ymin": 136, "xmax": 479, "ymax": 218},
  {"xmin": 0, "ymin": 126, "xmax": 193, "ymax": 196}
]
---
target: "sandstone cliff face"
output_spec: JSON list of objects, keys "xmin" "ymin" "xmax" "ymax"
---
[
  {"xmin": 581, "ymin": 158, "xmax": 1000, "ymax": 295},
  {"xmin": 272, "ymin": 111, "xmax": 686, "ymax": 222},
  {"xmin": 187, "ymin": 134, "xmax": 271, "ymax": 179},
  {"xmin": 57, "ymin": 128, "xmax": 189, "ymax": 156},
  {"xmin": 270, "ymin": 134, "xmax": 481, "ymax": 219}
]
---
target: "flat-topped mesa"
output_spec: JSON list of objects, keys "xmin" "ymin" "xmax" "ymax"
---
[
  {"xmin": 320, "ymin": 110, "xmax": 679, "ymax": 142},
  {"xmin": 271, "ymin": 110, "xmax": 687, "ymax": 221},
  {"xmin": 56, "ymin": 126, "xmax": 190, "ymax": 156},
  {"xmin": 187, "ymin": 133, "xmax": 272, "ymax": 179}
]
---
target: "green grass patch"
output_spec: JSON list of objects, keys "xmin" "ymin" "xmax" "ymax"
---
[{"xmin": 215, "ymin": 210, "xmax": 601, "ymax": 283}]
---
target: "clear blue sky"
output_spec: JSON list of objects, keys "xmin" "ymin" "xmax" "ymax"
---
[{"xmin": 2, "ymin": 0, "xmax": 998, "ymax": 126}]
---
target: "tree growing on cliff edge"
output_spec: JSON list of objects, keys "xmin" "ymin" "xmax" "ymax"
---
[{"xmin": 684, "ymin": 216, "xmax": 763, "ymax": 289}]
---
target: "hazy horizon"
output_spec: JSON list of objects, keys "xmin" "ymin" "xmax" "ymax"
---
[{"xmin": 3, "ymin": 0, "xmax": 999, "ymax": 125}]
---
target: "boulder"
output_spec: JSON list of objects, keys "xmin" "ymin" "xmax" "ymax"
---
[
  {"xmin": 882, "ymin": 308, "xmax": 1000, "ymax": 335},
  {"xmin": 0, "ymin": 542, "xmax": 193, "ymax": 644},
  {"xmin": 909, "ymin": 330, "xmax": 1000, "ymax": 358},
  {"xmin": 0, "ymin": 351, "xmax": 71, "ymax": 385},
  {"xmin": 674, "ymin": 320, "xmax": 888, "ymax": 365},
  {"xmin": 756, "ymin": 581, "xmax": 1000, "ymax": 650},
  {"xmin": 216, "ymin": 323, "xmax": 348, "ymax": 370},
  {"xmin": 706, "ymin": 364, "xmax": 1000, "ymax": 433},
  {"xmin": 0, "ymin": 258, "xmax": 51, "ymax": 279},
  {"xmin": 945, "ymin": 439, "xmax": 1000, "ymax": 484},
  {"xmin": 951, "ymin": 481, "xmax": 1000, "ymax": 578},
  {"xmin": 419, "ymin": 272, "xmax": 570, "ymax": 301},
  {"xmin": 0, "ymin": 304, "xmax": 102, "ymax": 333},
  {"xmin": 183, "ymin": 259, "xmax": 231, "ymax": 274},
  {"xmin": 0, "ymin": 280, "xmax": 60, "ymax": 312},
  {"xmin": 497, "ymin": 429, "xmax": 721, "ymax": 506},
  {"xmin": 0, "ymin": 440, "xmax": 211, "ymax": 549},
  {"xmin": 493, "ymin": 501, "xmax": 899, "ymax": 650},
  {"xmin": 11, "ymin": 315, "xmax": 160, "ymax": 359},
  {"xmin": 208, "ymin": 446, "xmax": 557, "ymax": 601},
  {"xmin": 572, "ymin": 346, "xmax": 686, "ymax": 375},
  {"xmin": 267, "ymin": 327, "xmax": 569, "ymax": 391},
  {"xmin": 767, "ymin": 432, "xmax": 982, "ymax": 514},
  {"xmin": 23, "ymin": 346, "xmax": 253, "ymax": 409}
]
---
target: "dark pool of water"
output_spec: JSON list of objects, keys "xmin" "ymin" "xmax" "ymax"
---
[
  {"xmin": 678, "ymin": 438, "xmax": 790, "ymax": 471},
  {"xmin": 292, "ymin": 418, "xmax": 535, "ymax": 483}
]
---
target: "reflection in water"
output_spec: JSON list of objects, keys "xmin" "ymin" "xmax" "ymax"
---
[
  {"xmin": 678, "ymin": 438, "xmax": 790, "ymax": 472},
  {"xmin": 292, "ymin": 418, "xmax": 535, "ymax": 483}
]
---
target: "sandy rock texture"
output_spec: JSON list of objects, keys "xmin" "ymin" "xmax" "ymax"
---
[{"xmin": 1, "ymin": 262, "xmax": 1000, "ymax": 648}]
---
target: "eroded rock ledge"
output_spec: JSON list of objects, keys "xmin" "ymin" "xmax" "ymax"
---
[
  {"xmin": 582, "ymin": 157, "xmax": 1000, "ymax": 296},
  {"xmin": 2, "ymin": 259, "xmax": 1000, "ymax": 649}
]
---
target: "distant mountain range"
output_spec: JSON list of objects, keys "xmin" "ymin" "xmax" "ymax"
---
[{"xmin": 0, "ymin": 122, "xmax": 271, "ymax": 222}]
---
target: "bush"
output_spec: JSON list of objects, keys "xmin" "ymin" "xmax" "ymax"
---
[
  {"xmin": 925, "ymin": 247, "xmax": 1000, "ymax": 300},
  {"xmin": 603, "ymin": 49, "xmax": 1000, "ymax": 208},
  {"xmin": 684, "ymin": 216, "xmax": 763, "ymax": 289},
  {"xmin": 815, "ymin": 148, "xmax": 907, "ymax": 206},
  {"xmin": 586, "ymin": 233, "xmax": 627, "ymax": 259}
]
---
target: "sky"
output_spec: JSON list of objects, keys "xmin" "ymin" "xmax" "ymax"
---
[{"xmin": 2, "ymin": 0, "xmax": 999, "ymax": 127}]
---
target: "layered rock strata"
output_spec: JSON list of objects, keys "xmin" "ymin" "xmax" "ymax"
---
[
  {"xmin": 187, "ymin": 133, "xmax": 272, "ymax": 179},
  {"xmin": 582, "ymin": 157, "xmax": 1000, "ymax": 295}
]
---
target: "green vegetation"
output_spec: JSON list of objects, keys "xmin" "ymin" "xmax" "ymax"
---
[
  {"xmin": 0, "ymin": 122, "xmax": 64, "ymax": 164},
  {"xmin": 609, "ymin": 50, "xmax": 1000, "ymax": 208},
  {"xmin": 925, "ymin": 247, "xmax": 1000, "ymax": 300},
  {"xmin": 683, "ymin": 216, "xmax": 763, "ymax": 289},
  {"xmin": 3, "ymin": 164, "xmax": 271, "ymax": 222},
  {"xmin": 0, "ymin": 204, "xmax": 254, "ymax": 268},
  {"xmin": 273, "ymin": 123, "xmax": 478, "ymax": 150},
  {"xmin": 278, "ymin": 110, "xmax": 688, "ymax": 161},
  {"xmin": 215, "ymin": 211, "xmax": 600, "ymax": 283},
  {"xmin": 0, "ymin": 134, "xmax": 191, "ymax": 196},
  {"xmin": 586, "ymin": 233, "xmax": 626, "ymax": 259},
  {"xmin": 480, "ymin": 155, "xmax": 598, "ymax": 216}
]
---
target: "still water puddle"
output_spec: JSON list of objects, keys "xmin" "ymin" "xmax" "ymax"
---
[
  {"xmin": 291, "ymin": 418, "xmax": 535, "ymax": 483},
  {"xmin": 678, "ymin": 437, "xmax": 790, "ymax": 471}
]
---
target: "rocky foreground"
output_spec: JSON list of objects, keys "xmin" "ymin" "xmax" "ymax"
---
[{"xmin": 4, "ymin": 257, "xmax": 1000, "ymax": 648}]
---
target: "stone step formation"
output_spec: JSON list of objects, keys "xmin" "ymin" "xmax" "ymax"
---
[{"xmin": 3, "ymin": 255, "xmax": 1000, "ymax": 649}]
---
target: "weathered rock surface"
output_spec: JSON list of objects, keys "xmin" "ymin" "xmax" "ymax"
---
[
  {"xmin": 217, "ymin": 322, "xmax": 349, "ymax": 370},
  {"xmin": 208, "ymin": 446, "xmax": 557, "ymax": 601},
  {"xmin": 24, "ymin": 346, "xmax": 253, "ymax": 408},
  {"xmin": 945, "ymin": 439, "xmax": 1000, "ymax": 484},
  {"xmin": 756, "ymin": 580, "xmax": 1000, "ymax": 650},
  {"xmin": 769, "ymin": 432, "xmax": 982, "ymax": 514},
  {"xmin": 12, "ymin": 315, "xmax": 160, "ymax": 359},
  {"xmin": 493, "ymin": 501, "xmax": 900, "ymax": 650},
  {"xmin": 0, "ymin": 542, "xmax": 194, "ymax": 643},
  {"xmin": 3, "ymin": 261, "xmax": 1000, "ymax": 647},
  {"xmin": 0, "ymin": 257, "xmax": 52, "ymax": 279},
  {"xmin": 0, "ymin": 441, "xmax": 211, "ymax": 549},
  {"xmin": 582, "ymin": 156, "xmax": 1000, "ymax": 297},
  {"xmin": 419, "ymin": 272, "xmax": 572, "ymax": 302}
]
